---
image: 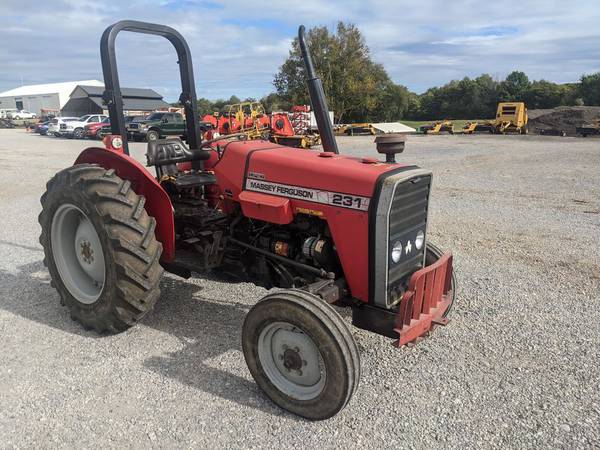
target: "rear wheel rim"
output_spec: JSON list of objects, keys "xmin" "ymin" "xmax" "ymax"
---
[
  {"xmin": 50, "ymin": 204, "xmax": 105, "ymax": 304},
  {"xmin": 258, "ymin": 321, "xmax": 326, "ymax": 401}
]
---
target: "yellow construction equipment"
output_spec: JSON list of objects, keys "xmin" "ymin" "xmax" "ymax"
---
[
  {"xmin": 421, "ymin": 120, "xmax": 454, "ymax": 134},
  {"xmin": 462, "ymin": 102, "xmax": 528, "ymax": 134}
]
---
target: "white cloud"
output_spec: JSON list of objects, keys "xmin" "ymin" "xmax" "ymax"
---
[{"xmin": 0, "ymin": 0, "xmax": 599, "ymax": 99}]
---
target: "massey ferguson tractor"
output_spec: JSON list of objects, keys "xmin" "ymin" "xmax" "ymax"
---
[{"xmin": 39, "ymin": 21, "xmax": 455, "ymax": 420}]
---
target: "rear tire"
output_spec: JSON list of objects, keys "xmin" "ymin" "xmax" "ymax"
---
[
  {"xmin": 242, "ymin": 290, "xmax": 360, "ymax": 420},
  {"xmin": 73, "ymin": 127, "xmax": 84, "ymax": 139},
  {"xmin": 39, "ymin": 164, "xmax": 163, "ymax": 333}
]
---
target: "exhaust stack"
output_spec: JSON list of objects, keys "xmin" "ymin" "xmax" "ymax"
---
[{"xmin": 298, "ymin": 25, "xmax": 339, "ymax": 154}]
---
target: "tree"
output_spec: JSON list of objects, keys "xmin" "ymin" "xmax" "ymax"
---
[
  {"xmin": 196, "ymin": 97, "xmax": 215, "ymax": 116},
  {"xmin": 579, "ymin": 72, "xmax": 600, "ymax": 106},
  {"xmin": 273, "ymin": 22, "xmax": 404, "ymax": 123},
  {"xmin": 372, "ymin": 81, "xmax": 411, "ymax": 122},
  {"xmin": 523, "ymin": 80, "xmax": 576, "ymax": 109},
  {"xmin": 260, "ymin": 93, "xmax": 290, "ymax": 112},
  {"xmin": 499, "ymin": 71, "xmax": 530, "ymax": 101}
]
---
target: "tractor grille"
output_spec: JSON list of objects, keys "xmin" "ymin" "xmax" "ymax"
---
[
  {"xmin": 370, "ymin": 169, "xmax": 432, "ymax": 309},
  {"xmin": 386, "ymin": 175, "xmax": 431, "ymax": 300}
]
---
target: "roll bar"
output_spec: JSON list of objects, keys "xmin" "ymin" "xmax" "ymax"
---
[
  {"xmin": 100, "ymin": 20, "xmax": 202, "ymax": 156},
  {"xmin": 298, "ymin": 25, "xmax": 339, "ymax": 154}
]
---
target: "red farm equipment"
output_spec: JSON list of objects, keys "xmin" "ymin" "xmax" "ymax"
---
[
  {"xmin": 38, "ymin": 21, "xmax": 456, "ymax": 420},
  {"xmin": 203, "ymin": 102, "xmax": 320, "ymax": 148}
]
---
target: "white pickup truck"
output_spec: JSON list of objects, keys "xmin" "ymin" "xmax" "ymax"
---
[
  {"xmin": 61, "ymin": 114, "xmax": 108, "ymax": 138},
  {"xmin": 47, "ymin": 117, "xmax": 79, "ymax": 137}
]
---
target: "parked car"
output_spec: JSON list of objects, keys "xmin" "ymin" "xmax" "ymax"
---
[
  {"xmin": 61, "ymin": 114, "xmax": 108, "ymax": 138},
  {"xmin": 126, "ymin": 111, "xmax": 186, "ymax": 141},
  {"xmin": 34, "ymin": 121, "xmax": 51, "ymax": 135},
  {"xmin": 84, "ymin": 116, "xmax": 110, "ymax": 139},
  {"xmin": 92, "ymin": 115, "xmax": 139, "ymax": 140},
  {"xmin": 47, "ymin": 117, "xmax": 79, "ymax": 137},
  {"xmin": 12, "ymin": 110, "xmax": 37, "ymax": 120}
]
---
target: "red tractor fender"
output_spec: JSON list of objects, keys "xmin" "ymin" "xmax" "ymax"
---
[{"xmin": 74, "ymin": 147, "xmax": 176, "ymax": 262}]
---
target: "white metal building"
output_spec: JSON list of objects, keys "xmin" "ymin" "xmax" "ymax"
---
[{"xmin": 0, "ymin": 80, "xmax": 103, "ymax": 116}]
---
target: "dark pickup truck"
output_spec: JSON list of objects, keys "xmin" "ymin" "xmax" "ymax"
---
[{"xmin": 126, "ymin": 111, "xmax": 186, "ymax": 142}]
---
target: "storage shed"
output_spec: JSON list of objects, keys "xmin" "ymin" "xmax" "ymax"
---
[{"xmin": 61, "ymin": 85, "xmax": 169, "ymax": 117}]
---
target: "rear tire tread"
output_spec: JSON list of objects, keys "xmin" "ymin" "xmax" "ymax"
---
[{"xmin": 39, "ymin": 163, "xmax": 163, "ymax": 333}]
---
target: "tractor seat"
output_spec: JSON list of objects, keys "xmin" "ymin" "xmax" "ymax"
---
[
  {"xmin": 146, "ymin": 137, "xmax": 210, "ymax": 167},
  {"xmin": 172, "ymin": 171, "xmax": 216, "ymax": 188},
  {"xmin": 146, "ymin": 138, "xmax": 215, "ymax": 188}
]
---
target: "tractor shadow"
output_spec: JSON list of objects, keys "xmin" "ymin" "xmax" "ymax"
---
[
  {"xmin": 0, "ymin": 257, "xmax": 100, "ymax": 337},
  {"xmin": 141, "ymin": 273, "xmax": 290, "ymax": 418},
  {"xmin": 0, "ymin": 253, "xmax": 294, "ymax": 418}
]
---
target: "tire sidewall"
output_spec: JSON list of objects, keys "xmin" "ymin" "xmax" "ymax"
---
[
  {"xmin": 41, "ymin": 183, "xmax": 119, "ymax": 320},
  {"xmin": 243, "ymin": 298, "xmax": 350, "ymax": 420},
  {"xmin": 146, "ymin": 130, "xmax": 159, "ymax": 141}
]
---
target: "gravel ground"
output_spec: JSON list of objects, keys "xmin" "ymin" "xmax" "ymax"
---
[{"xmin": 0, "ymin": 130, "xmax": 599, "ymax": 449}]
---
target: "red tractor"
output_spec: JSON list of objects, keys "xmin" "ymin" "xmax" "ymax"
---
[{"xmin": 39, "ymin": 21, "xmax": 455, "ymax": 420}]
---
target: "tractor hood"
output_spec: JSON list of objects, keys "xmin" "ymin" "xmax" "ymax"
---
[{"xmin": 212, "ymin": 140, "xmax": 416, "ymax": 207}]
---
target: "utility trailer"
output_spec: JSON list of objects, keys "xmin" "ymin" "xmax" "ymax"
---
[
  {"xmin": 576, "ymin": 119, "xmax": 600, "ymax": 137},
  {"xmin": 38, "ymin": 21, "xmax": 456, "ymax": 420}
]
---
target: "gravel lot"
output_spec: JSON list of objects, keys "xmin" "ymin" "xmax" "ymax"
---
[{"xmin": 1, "ymin": 129, "xmax": 599, "ymax": 449}]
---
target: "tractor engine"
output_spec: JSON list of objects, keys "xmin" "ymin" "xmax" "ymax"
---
[
  {"xmin": 223, "ymin": 214, "xmax": 340, "ymax": 289},
  {"xmin": 148, "ymin": 140, "xmax": 341, "ymax": 290}
]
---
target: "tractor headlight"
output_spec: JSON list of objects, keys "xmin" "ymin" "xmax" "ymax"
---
[
  {"xmin": 391, "ymin": 240, "xmax": 402, "ymax": 263},
  {"xmin": 415, "ymin": 230, "xmax": 425, "ymax": 250}
]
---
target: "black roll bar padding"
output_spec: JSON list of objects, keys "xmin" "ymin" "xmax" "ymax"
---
[
  {"xmin": 298, "ymin": 25, "xmax": 339, "ymax": 154},
  {"xmin": 100, "ymin": 20, "xmax": 205, "ymax": 161}
]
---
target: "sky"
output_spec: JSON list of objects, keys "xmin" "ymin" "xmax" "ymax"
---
[{"xmin": 1, "ymin": 0, "xmax": 599, "ymax": 102}]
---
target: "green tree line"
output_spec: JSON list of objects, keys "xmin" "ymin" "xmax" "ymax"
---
[{"xmin": 196, "ymin": 23, "xmax": 600, "ymax": 123}]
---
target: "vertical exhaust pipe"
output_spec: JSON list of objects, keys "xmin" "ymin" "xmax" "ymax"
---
[{"xmin": 298, "ymin": 25, "xmax": 339, "ymax": 154}]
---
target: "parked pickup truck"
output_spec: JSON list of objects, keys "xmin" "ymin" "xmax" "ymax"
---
[
  {"xmin": 92, "ymin": 115, "xmax": 141, "ymax": 140},
  {"xmin": 126, "ymin": 111, "xmax": 186, "ymax": 141},
  {"xmin": 47, "ymin": 117, "xmax": 79, "ymax": 137}
]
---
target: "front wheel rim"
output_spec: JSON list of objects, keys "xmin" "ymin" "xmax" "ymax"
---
[
  {"xmin": 50, "ymin": 203, "xmax": 105, "ymax": 304},
  {"xmin": 258, "ymin": 321, "xmax": 326, "ymax": 401}
]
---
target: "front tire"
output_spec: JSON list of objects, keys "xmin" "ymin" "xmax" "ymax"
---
[
  {"xmin": 73, "ymin": 127, "xmax": 84, "ymax": 139},
  {"xmin": 39, "ymin": 164, "xmax": 163, "ymax": 332},
  {"xmin": 146, "ymin": 130, "xmax": 160, "ymax": 141},
  {"xmin": 242, "ymin": 290, "xmax": 360, "ymax": 420},
  {"xmin": 426, "ymin": 242, "xmax": 456, "ymax": 317}
]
